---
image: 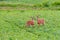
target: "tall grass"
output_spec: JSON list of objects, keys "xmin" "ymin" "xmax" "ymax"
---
[
  {"xmin": 0, "ymin": 10, "xmax": 60, "ymax": 40},
  {"xmin": 0, "ymin": 0, "xmax": 60, "ymax": 10}
]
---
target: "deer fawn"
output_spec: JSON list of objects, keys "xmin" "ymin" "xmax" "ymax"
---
[
  {"xmin": 37, "ymin": 16, "xmax": 44, "ymax": 26},
  {"xmin": 26, "ymin": 17, "xmax": 34, "ymax": 27}
]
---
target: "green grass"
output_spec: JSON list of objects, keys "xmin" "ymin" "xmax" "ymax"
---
[
  {"xmin": 0, "ymin": 0, "xmax": 60, "ymax": 7},
  {"xmin": 0, "ymin": 10, "xmax": 60, "ymax": 40},
  {"xmin": 2, "ymin": 0, "xmax": 60, "ymax": 4}
]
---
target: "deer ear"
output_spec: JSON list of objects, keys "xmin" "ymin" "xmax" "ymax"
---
[
  {"xmin": 31, "ymin": 16, "xmax": 34, "ymax": 18},
  {"xmin": 36, "ymin": 15, "xmax": 39, "ymax": 17},
  {"xmin": 30, "ymin": 16, "xmax": 32, "ymax": 18},
  {"xmin": 36, "ymin": 15, "xmax": 40, "ymax": 17},
  {"xmin": 30, "ymin": 16, "xmax": 33, "ymax": 18}
]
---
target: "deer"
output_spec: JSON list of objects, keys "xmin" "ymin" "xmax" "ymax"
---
[
  {"xmin": 26, "ymin": 17, "xmax": 34, "ymax": 27},
  {"xmin": 36, "ymin": 16, "xmax": 44, "ymax": 26}
]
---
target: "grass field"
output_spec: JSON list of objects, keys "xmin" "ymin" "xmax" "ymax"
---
[
  {"xmin": 0, "ymin": 0, "xmax": 60, "ymax": 10},
  {"xmin": 0, "ymin": 10, "xmax": 60, "ymax": 40},
  {"xmin": 2, "ymin": 0, "xmax": 60, "ymax": 4},
  {"xmin": 0, "ymin": 0, "xmax": 60, "ymax": 40}
]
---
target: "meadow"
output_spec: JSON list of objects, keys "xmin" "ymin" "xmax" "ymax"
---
[
  {"xmin": 0, "ymin": 0, "xmax": 60, "ymax": 40},
  {"xmin": 2, "ymin": 0, "xmax": 60, "ymax": 4},
  {"xmin": 0, "ymin": 10, "xmax": 60, "ymax": 40},
  {"xmin": 0, "ymin": 0, "xmax": 60, "ymax": 9}
]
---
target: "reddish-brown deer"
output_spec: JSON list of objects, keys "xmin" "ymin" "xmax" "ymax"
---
[
  {"xmin": 37, "ymin": 16, "xmax": 44, "ymax": 26},
  {"xmin": 26, "ymin": 17, "xmax": 34, "ymax": 27}
]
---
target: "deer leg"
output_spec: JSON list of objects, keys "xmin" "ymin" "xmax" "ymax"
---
[
  {"xmin": 37, "ymin": 24, "xmax": 40, "ymax": 27},
  {"xmin": 42, "ymin": 23, "xmax": 44, "ymax": 25}
]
